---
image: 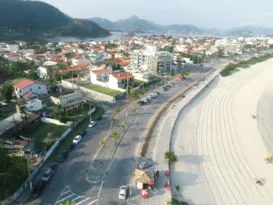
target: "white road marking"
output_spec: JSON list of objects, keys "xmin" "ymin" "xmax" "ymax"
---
[
  {"xmin": 74, "ymin": 198, "xmax": 91, "ymax": 205},
  {"xmin": 86, "ymin": 199, "xmax": 98, "ymax": 205},
  {"xmin": 61, "ymin": 190, "xmax": 70, "ymax": 195},
  {"xmin": 72, "ymin": 196, "xmax": 83, "ymax": 201},
  {"xmin": 55, "ymin": 194, "xmax": 74, "ymax": 203}
]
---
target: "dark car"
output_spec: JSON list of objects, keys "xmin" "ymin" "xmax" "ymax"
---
[
  {"xmin": 155, "ymin": 91, "xmax": 160, "ymax": 95},
  {"xmin": 58, "ymin": 150, "xmax": 69, "ymax": 162},
  {"xmin": 31, "ymin": 180, "xmax": 46, "ymax": 197},
  {"xmin": 79, "ymin": 130, "xmax": 87, "ymax": 137},
  {"xmin": 97, "ymin": 116, "xmax": 102, "ymax": 121},
  {"xmin": 49, "ymin": 163, "xmax": 58, "ymax": 171},
  {"xmin": 137, "ymin": 101, "xmax": 145, "ymax": 106}
]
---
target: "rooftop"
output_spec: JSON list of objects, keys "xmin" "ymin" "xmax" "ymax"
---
[
  {"xmin": 112, "ymin": 72, "xmax": 134, "ymax": 80},
  {"xmin": 14, "ymin": 79, "xmax": 46, "ymax": 90}
]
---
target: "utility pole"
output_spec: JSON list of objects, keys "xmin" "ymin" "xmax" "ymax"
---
[{"xmin": 125, "ymin": 72, "xmax": 129, "ymax": 117}]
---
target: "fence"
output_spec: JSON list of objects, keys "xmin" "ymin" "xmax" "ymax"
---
[{"xmin": 0, "ymin": 108, "xmax": 96, "ymax": 204}]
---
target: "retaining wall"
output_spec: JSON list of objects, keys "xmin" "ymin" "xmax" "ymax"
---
[{"xmin": 61, "ymin": 80, "xmax": 116, "ymax": 102}]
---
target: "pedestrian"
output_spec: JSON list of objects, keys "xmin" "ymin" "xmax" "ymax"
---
[{"xmin": 156, "ymin": 170, "xmax": 159, "ymax": 178}]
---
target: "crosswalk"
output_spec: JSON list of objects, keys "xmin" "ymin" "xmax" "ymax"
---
[{"xmin": 54, "ymin": 186, "xmax": 98, "ymax": 205}]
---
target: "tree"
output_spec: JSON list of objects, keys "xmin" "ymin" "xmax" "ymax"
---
[
  {"xmin": 161, "ymin": 45, "xmax": 174, "ymax": 53},
  {"xmin": 27, "ymin": 70, "xmax": 38, "ymax": 80},
  {"xmin": 120, "ymin": 122, "xmax": 127, "ymax": 131},
  {"xmin": 110, "ymin": 130, "xmax": 119, "ymax": 140},
  {"xmin": 60, "ymin": 201, "xmax": 73, "ymax": 205},
  {"xmin": 115, "ymin": 107, "xmax": 121, "ymax": 115},
  {"xmin": 1, "ymin": 83, "xmax": 13, "ymax": 103},
  {"xmin": 65, "ymin": 52, "xmax": 73, "ymax": 59},
  {"xmin": 164, "ymin": 151, "xmax": 178, "ymax": 163},
  {"xmin": 100, "ymin": 140, "xmax": 106, "ymax": 147},
  {"xmin": 217, "ymin": 46, "xmax": 225, "ymax": 58},
  {"xmin": 170, "ymin": 71, "xmax": 176, "ymax": 77},
  {"xmin": 129, "ymin": 89, "xmax": 139, "ymax": 99}
]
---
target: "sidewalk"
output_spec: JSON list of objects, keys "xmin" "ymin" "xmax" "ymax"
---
[{"xmin": 127, "ymin": 70, "xmax": 221, "ymax": 205}]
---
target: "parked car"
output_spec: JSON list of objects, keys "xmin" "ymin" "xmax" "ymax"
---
[
  {"xmin": 72, "ymin": 135, "xmax": 82, "ymax": 144},
  {"xmin": 41, "ymin": 168, "xmax": 54, "ymax": 182},
  {"xmin": 118, "ymin": 185, "xmax": 128, "ymax": 199},
  {"xmin": 155, "ymin": 91, "xmax": 160, "ymax": 95},
  {"xmin": 49, "ymin": 163, "xmax": 58, "ymax": 171},
  {"xmin": 162, "ymin": 87, "xmax": 168, "ymax": 91},
  {"xmin": 68, "ymin": 143, "xmax": 75, "ymax": 152},
  {"xmin": 79, "ymin": 130, "xmax": 87, "ymax": 137},
  {"xmin": 137, "ymin": 101, "xmax": 145, "ymax": 106},
  {"xmin": 138, "ymin": 160, "xmax": 152, "ymax": 169},
  {"xmin": 31, "ymin": 180, "xmax": 46, "ymax": 197},
  {"xmin": 88, "ymin": 121, "xmax": 96, "ymax": 128},
  {"xmin": 59, "ymin": 150, "xmax": 69, "ymax": 162}
]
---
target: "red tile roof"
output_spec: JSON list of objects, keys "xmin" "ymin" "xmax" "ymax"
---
[
  {"xmin": 111, "ymin": 72, "xmax": 134, "ymax": 80},
  {"xmin": 14, "ymin": 80, "xmax": 45, "ymax": 90},
  {"xmin": 92, "ymin": 68, "xmax": 111, "ymax": 75}
]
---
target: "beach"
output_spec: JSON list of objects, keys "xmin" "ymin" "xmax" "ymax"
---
[{"xmin": 171, "ymin": 59, "xmax": 273, "ymax": 205}]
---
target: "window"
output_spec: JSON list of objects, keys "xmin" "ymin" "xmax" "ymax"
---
[{"xmin": 38, "ymin": 87, "xmax": 41, "ymax": 89}]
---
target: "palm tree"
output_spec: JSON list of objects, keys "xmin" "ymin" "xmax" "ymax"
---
[
  {"xmin": 115, "ymin": 107, "xmax": 121, "ymax": 115},
  {"xmin": 164, "ymin": 151, "xmax": 178, "ymax": 163},
  {"xmin": 59, "ymin": 200, "xmax": 73, "ymax": 205},
  {"xmin": 110, "ymin": 130, "xmax": 119, "ymax": 140},
  {"xmin": 120, "ymin": 122, "xmax": 127, "ymax": 131},
  {"xmin": 100, "ymin": 140, "xmax": 106, "ymax": 147}
]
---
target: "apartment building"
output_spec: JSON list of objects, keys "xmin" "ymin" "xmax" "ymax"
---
[
  {"xmin": 51, "ymin": 92, "xmax": 84, "ymax": 111},
  {"xmin": 130, "ymin": 46, "xmax": 172, "ymax": 76}
]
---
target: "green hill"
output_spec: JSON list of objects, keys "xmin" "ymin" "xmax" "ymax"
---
[{"xmin": 0, "ymin": 0, "xmax": 110, "ymax": 40}]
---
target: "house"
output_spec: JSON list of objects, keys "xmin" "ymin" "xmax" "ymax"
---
[
  {"xmin": 14, "ymin": 79, "xmax": 48, "ymax": 99},
  {"xmin": 51, "ymin": 92, "xmax": 84, "ymax": 111},
  {"xmin": 109, "ymin": 71, "xmax": 134, "ymax": 90},
  {"xmin": 90, "ymin": 68, "xmax": 112, "ymax": 84}
]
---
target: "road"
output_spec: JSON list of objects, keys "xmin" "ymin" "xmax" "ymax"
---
[
  {"xmin": 97, "ymin": 67, "xmax": 213, "ymax": 205},
  {"xmin": 24, "ymin": 61, "xmax": 225, "ymax": 205},
  {"xmin": 25, "ymin": 108, "xmax": 115, "ymax": 205}
]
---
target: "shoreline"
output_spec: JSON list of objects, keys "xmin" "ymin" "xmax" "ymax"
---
[{"xmin": 170, "ymin": 59, "xmax": 273, "ymax": 204}]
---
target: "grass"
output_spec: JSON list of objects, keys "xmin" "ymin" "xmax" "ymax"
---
[
  {"xmin": 0, "ymin": 112, "xmax": 14, "ymax": 120},
  {"xmin": 23, "ymin": 123, "xmax": 67, "ymax": 152},
  {"xmin": 47, "ymin": 106, "xmax": 105, "ymax": 162},
  {"xmin": 66, "ymin": 104, "xmax": 90, "ymax": 121},
  {"xmin": 83, "ymin": 84, "xmax": 122, "ymax": 96},
  {"xmin": 133, "ymin": 79, "xmax": 145, "ymax": 88}
]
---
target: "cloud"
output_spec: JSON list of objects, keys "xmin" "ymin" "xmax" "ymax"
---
[{"xmin": 263, "ymin": 12, "xmax": 273, "ymax": 16}]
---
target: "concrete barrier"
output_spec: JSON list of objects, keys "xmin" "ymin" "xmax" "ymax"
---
[{"xmin": 61, "ymin": 80, "xmax": 116, "ymax": 102}]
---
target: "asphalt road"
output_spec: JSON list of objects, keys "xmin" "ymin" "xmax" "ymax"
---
[
  {"xmin": 24, "ymin": 61, "xmax": 226, "ymax": 205},
  {"xmin": 25, "ymin": 108, "xmax": 116, "ymax": 205},
  {"xmin": 97, "ymin": 67, "xmax": 213, "ymax": 205}
]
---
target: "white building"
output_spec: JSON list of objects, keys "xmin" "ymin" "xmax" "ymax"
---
[
  {"xmin": 37, "ymin": 66, "xmax": 48, "ymax": 79},
  {"xmin": 25, "ymin": 99, "xmax": 43, "ymax": 112},
  {"xmin": 51, "ymin": 92, "xmax": 84, "ymax": 111},
  {"xmin": 14, "ymin": 79, "xmax": 48, "ymax": 99},
  {"xmin": 130, "ymin": 46, "xmax": 173, "ymax": 75},
  {"xmin": 108, "ymin": 72, "xmax": 134, "ymax": 90}
]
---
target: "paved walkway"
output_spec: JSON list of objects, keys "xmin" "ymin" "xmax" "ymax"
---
[
  {"xmin": 86, "ymin": 101, "xmax": 142, "ymax": 183},
  {"xmin": 126, "ymin": 68, "xmax": 223, "ymax": 205}
]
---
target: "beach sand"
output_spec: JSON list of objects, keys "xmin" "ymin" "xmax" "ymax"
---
[{"xmin": 171, "ymin": 59, "xmax": 273, "ymax": 205}]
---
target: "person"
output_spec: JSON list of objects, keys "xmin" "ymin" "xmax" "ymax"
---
[{"xmin": 256, "ymin": 180, "xmax": 262, "ymax": 185}]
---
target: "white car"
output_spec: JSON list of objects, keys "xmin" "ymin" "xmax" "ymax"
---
[
  {"xmin": 118, "ymin": 185, "xmax": 128, "ymax": 199},
  {"xmin": 72, "ymin": 135, "xmax": 82, "ymax": 144},
  {"xmin": 88, "ymin": 121, "xmax": 96, "ymax": 128}
]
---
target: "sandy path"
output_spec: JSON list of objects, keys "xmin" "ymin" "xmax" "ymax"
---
[{"xmin": 171, "ymin": 59, "xmax": 273, "ymax": 205}]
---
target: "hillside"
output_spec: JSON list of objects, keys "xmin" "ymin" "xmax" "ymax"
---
[
  {"xmin": 89, "ymin": 15, "xmax": 203, "ymax": 33},
  {"xmin": 0, "ymin": 0, "xmax": 110, "ymax": 40}
]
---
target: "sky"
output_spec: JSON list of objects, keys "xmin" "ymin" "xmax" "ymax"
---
[{"xmin": 41, "ymin": 0, "xmax": 273, "ymax": 28}]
